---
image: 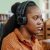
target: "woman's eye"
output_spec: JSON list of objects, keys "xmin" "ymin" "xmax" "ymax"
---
[{"xmin": 33, "ymin": 15, "xmax": 38, "ymax": 20}]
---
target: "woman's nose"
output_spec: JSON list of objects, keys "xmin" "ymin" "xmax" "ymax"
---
[{"xmin": 37, "ymin": 19, "xmax": 43, "ymax": 25}]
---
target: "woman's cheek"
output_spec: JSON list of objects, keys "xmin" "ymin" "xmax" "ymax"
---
[{"xmin": 29, "ymin": 20, "xmax": 37, "ymax": 31}]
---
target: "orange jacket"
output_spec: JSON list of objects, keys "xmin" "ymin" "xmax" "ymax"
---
[{"xmin": 1, "ymin": 28, "xmax": 44, "ymax": 50}]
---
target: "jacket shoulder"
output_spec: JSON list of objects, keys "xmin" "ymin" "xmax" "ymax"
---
[{"xmin": 3, "ymin": 32, "xmax": 16, "ymax": 42}]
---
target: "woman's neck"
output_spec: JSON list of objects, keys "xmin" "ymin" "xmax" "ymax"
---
[{"xmin": 19, "ymin": 26, "xmax": 31, "ymax": 40}]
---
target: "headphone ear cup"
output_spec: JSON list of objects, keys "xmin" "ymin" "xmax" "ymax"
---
[
  {"xmin": 17, "ymin": 16, "xmax": 27, "ymax": 25},
  {"xmin": 16, "ymin": 1, "xmax": 28, "ymax": 26}
]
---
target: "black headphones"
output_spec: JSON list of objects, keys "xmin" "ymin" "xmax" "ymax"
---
[{"xmin": 16, "ymin": 1, "xmax": 35, "ymax": 26}]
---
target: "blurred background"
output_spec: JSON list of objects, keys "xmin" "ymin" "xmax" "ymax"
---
[{"xmin": 0, "ymin": 0, "xmax": 50, "ymax": 50}]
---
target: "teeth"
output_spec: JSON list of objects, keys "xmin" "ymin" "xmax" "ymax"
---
[{"xmin": 38, "ymin": 28, "xmax": 41, "ymax": 30}]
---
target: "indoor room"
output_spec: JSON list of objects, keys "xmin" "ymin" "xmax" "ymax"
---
[{"xmin": 0, "ymin": 0, "xmax": 50, "ymax": 50}]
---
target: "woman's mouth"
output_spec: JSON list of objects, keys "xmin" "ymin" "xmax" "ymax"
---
[
  {"xmin": 37, "ymin": 28, "xmax": 42, "ymax": 30},
  {"xmin": 37, "ymin": 27, "xmax": 43, "ymax": 33}
]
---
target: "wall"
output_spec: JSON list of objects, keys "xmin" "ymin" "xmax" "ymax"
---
[{"xmin": 0, "ymin": 0, "xmax": 27, "ymax": 14}]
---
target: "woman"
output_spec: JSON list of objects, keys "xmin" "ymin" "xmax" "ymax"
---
[{"xmin": 1, "ymin": 1, "xmax": 44, "ymax": 50}]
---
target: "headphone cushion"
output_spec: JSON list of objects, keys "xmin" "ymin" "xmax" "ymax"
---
[{"xmin": 17, "ymin": 16, "xmax": 27, "ymax": 25}]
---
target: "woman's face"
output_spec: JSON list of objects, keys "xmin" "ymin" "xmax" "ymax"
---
[{"xmin": 25, "ymin": 6, "xmax": 43, "ymax": 34}]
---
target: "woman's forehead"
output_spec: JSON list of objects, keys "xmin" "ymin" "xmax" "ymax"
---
[{"xmin": 26, "ymin": 6, "xmax": 42, "ymax": 15}]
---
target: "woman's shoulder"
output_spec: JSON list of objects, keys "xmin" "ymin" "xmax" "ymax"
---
[
  {"xmin": 2, "ymin": 28, "xmax": 20, "ymax": 43},
  {"xmin": 1, "ymin": 30, "xmax": 22, "ymax": 50},
  {"xmin": 2, "ymin": 31, "xmax": 16, "ymax": 43}
]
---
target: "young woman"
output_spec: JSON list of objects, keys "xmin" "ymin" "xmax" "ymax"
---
[{"xmin": 1, "ymin": 1, "xmax": 44, "ymax": 50}]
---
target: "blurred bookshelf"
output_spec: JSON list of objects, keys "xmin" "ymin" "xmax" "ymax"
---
[
  {"xmin": 46, "ymin": 19, "xmax": 50, "ymax": 39},
  {"xmin": 0, "ymin": 14, "xmax": 10, "ymax": 40},
  {"xmin": 0, "ymin": 14, "xmax": 10, "ymax": 24}
]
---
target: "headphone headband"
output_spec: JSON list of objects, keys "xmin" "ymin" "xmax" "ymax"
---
[{"xmin": 16, "ymin": 1, "xmax": 35, "ymax": 16}]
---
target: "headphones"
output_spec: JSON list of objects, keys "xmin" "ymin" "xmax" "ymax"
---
[{"xmin": 16, "ymin": 1, "xmax": 36, "ymax": 26}]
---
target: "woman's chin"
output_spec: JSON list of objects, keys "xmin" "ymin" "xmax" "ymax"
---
[{"xmin": 34, "ymin": 31, "xmax": 41, "ymax": 34}]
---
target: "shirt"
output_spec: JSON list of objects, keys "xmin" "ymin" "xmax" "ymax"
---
[{"xmin": 1, "ymin": 28, "xmax": 44, "ymax": 50}]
